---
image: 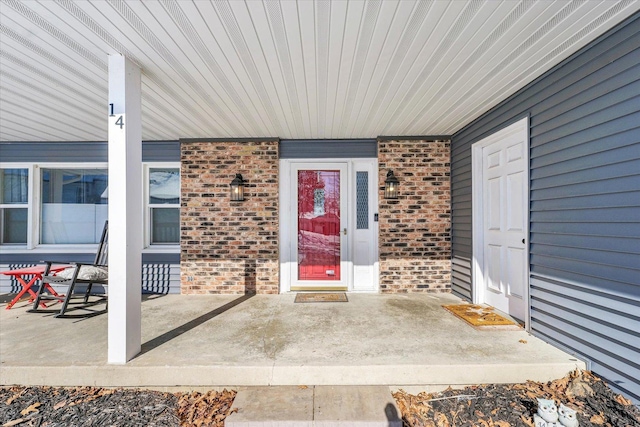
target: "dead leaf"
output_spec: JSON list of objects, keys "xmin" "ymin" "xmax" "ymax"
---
[
  {"xmin": 298, "ymin": 385, "xmax": 308, "ymax": 389},
  {"xmin": 519, "ymin": 339, "xmax": 527, "ymax": 344},
  {"xmin": 590, "ymin": 413, "xmax": 606, "ymax": 424},
  {"xmin": 552, "ymin": 375, "xmax": 569, "ymax": 390},
  {"xmin": 615, "ymin": 394, "xmax": 632, "ymax": 406},
  {"xmin": 434, "ymin": 412, "xmax": 450, "ymax": 427},
  {"xmin": 53, "ymin": 400, "xmax": 67, "ymax": 410},
  {"xmin": 494, "ymin": 421, "xmax": 510, "ymax": 427},
  {"xmin": 19, "ymin": 402, "xmax": 40, "ymax": 416},
  {"xmin": 520, "ymin": 415, "xmax": 534, "ymax": 427},
  {"xmin": 566, "ymin": 376, "xmax": 594, "ymax": 398},
  {"xmin": 176, "ymin": 389, "xmax": 237, "ymax": 427},
  {"xmin": 525, "ymin": 391, "xmax": 539, "ymax": 399},
  {"xmin": 3, "ymin": 419, "xmax": 26, "ymax": 427}
]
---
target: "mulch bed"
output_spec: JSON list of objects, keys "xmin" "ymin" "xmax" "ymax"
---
[
  {"xmin": 394, "ymin": 370, "xmax": 640, "ymax": 427},
  {"xmin": 0, "ymin": 387, "xmax": 235, "ymax": 427},
  {"xmin": 1, "ymin": 371, "xmax": 638, "ymax": 426}
]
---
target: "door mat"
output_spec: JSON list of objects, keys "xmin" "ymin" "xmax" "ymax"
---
[
  {"xmin": 442, "ymin": 304, "xmax": 520, "ymax": 329},
  {"xmin": 294, "ymin": 293, "xmax": 348, "ymax": 303}
]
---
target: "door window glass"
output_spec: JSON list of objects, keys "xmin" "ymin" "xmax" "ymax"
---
[
  {"xmin": 356, "ymin": 171, "xmax": 369, "ymax": 229},
  {"xmin": 298, "ymin": 170, "xmax": 340, "ymax": 281}
]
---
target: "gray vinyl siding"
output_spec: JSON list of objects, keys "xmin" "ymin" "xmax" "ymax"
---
[
  {"xmin": 451, "ymin": 255, "xmax": 472, "ymax": 300},
  {"xmin": 143, "ymin": 141, "xmax": 181, "ymax": 162},
  {"xmin": 450, "ymin": 13, "xmax": 640, "ymax": 402},
  {"xmin": 280, "ymin": 139, "xmax": 377, "ymax": 158},
  {"xmin": 0, "ymin": 140, "xmax": 179, "ymax": 162},
  {"xmin": 0, "ymin": 253, "xmax": 180, "ymax": 294}
]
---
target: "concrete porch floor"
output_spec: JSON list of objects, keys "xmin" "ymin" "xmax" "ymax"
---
[{"xmin": 0, "ymin": 293, "xmax": 584, "ymax": 389}]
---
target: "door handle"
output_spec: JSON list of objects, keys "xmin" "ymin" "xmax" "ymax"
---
[{"xmin": 343, "ymin": 228, "xmax": 347, "ymax": 235}]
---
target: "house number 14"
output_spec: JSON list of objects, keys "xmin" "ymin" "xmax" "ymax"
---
[{"xmin": 109, "ymin": 103, "xmax": 124, "ymax": 129}]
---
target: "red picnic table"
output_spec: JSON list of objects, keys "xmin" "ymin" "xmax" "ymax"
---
[{"xmin": 2, "ymin": 264, "xmax": 70, "ymax": 309}]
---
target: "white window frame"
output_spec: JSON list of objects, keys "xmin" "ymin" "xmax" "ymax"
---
[
  {"xmin": 143, "ymin": 162, "xmax": 180, "ymax": 251},
  {"xmin": 0, "ymin": 163, "xmax": 34, "ymax": 249}
]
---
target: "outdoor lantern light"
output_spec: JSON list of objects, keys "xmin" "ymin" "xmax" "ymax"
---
[
  {"xmin": 230, "ymin": 173, "xmax": 245, "ymax": 201},
  {"xmin": 384, "ymin": 170, "xmax": 399, "ymax": 199}
]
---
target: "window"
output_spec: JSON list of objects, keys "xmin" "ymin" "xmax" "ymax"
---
[
  {"xmin": 40, "ymin": 168, "xmax": 108, "ymax": 244},
  {"xmin": 0, "ymin": 168, "xmax": 29, "ymax": 244},
  {"xmin": 147, "ymin": 166, "xmax": 180, "ymax": 245},
  {"xmin": 0, "ymin": 163, "xmax": 180, "ymax": 250}
]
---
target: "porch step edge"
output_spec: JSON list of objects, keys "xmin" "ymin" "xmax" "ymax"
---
[{"xmin": 0, "ymin": 361, "xmax": 585, "ymax": 388}]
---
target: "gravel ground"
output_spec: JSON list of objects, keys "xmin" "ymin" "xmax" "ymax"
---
[{"xmin": 1, "ymin": 371, "xmax": 638, "ymax": 426}]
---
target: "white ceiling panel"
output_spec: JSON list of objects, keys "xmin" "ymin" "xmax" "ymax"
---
[{"xmin": 1, "ymin": 0, "xmax": 638, "ymax": 141}]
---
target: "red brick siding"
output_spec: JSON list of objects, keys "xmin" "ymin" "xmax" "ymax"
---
[
  {"xmin": 378, "ymin": 139, "xmax": 451, "ymax": 292},
  {"xmin": 180, "ymin": 141, "xmax": 279, "ymax": 294}
]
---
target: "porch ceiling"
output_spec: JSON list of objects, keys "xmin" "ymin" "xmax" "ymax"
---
[{"xmin": 1, "ymin": 1, "xmax": 638, "ymax": 142}]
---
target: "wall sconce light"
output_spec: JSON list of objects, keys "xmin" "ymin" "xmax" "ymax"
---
[
  {"xmin": 384, "ymin": 170, "xmax": 399, "ymax": 199},
  {"xmin": 230, "ymin": 173, "xmax": 245, "ymax": 201}
]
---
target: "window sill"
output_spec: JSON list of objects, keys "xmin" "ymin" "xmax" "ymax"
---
[
  {"xmin": 0, "ymin": 245, "xmax": 99, "ymax": 255},
  {"xmin": 143, "ymin": 246, "xmax": 180, "ymax": 254},
  {"xmin": 1, "ymin": 245, "xmax": 180, "ymax": 255}
]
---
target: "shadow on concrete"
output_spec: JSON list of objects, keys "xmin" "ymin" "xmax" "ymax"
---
[
  {"xmin": 137, "ymin": 292, "xmax": 255, "ymax": 357},
  {"xmin": 67, "ymin": 294, "xmax": 165, "ymax": 322},
  {"xmin": 0, "ymin": 293, "xmax": 18, "ymax": 304},
  {"xmin": 26, "ymin": 298, "xmax": 108, "ymax": 320},
  {"xmin": 386, "ymin": 402, "xmax": 402, "ymax": 426}
]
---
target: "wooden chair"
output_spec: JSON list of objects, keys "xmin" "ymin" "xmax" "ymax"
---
[{"xmin": 31, "ymin": 221, "xmax": 108, "ymax": 317}]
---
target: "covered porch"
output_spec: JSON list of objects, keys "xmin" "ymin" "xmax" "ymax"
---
[{"xmin": 0, "ymin": 293, "xmax": 583, "ymax": 389}]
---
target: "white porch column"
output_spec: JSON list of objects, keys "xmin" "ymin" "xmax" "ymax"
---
[{"xmin": 107, "ymin": 54, "xmax": 142, "ymax": 364}]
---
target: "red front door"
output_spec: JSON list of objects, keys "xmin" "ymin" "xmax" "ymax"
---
[{"xmin": 297, "ymin": 170, "xmax": 341, "ymax": 281}]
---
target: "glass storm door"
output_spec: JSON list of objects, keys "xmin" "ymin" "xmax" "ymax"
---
[{"xmin": 292, "ymin": 164, "xmax": 347, "ymax": 290}]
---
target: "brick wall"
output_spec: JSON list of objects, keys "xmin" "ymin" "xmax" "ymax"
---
[
  {"xmin": 378, "ymin": 139, "xmax": 451, "ymax": 292},
  {"xmin": 180, "ymin": 140, "xmax": 279, "ymax": 294}
]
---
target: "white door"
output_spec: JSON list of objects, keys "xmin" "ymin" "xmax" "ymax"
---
[
  {"xmin": 279, "ymin": 159, "xmax": 378, "ymax": 292},
  {"xmin": 472, "ymin": 118, "xmax": 529, "ymax": 322}
]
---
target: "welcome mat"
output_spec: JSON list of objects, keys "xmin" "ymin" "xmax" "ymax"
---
[
  {"xmin": 443, "ymin": 304, "xmax": 520, "ymax": 329},
  {"xmin": 294, "ymin": 293, "xmax": 348, "ymax": 303}
]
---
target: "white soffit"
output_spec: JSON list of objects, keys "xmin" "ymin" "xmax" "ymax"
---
[{"xmin": 0, "ymin": 0, "xmax": 638, "ymax": 141}]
